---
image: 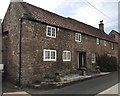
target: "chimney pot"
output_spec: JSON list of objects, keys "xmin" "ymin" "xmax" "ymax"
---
[{"xmin": 99, "ymin": 20, "xmax": 104, "ymax": 31}]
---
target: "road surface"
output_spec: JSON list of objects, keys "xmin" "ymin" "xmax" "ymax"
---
[{"xmin": 28, "ymin": 72, "xmax": 119, "ymax": 95}]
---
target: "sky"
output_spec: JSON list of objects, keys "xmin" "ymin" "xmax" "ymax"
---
[{"xmin": 0, "ymin": 0, "xmax": 119, "ymax": 34}]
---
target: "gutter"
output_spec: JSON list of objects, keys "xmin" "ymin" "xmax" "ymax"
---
[{"xmin": 18, "ymin": 17, "xmax": 23, "ymax": 87}]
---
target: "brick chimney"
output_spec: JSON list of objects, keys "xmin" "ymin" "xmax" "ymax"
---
[{"xmin": 99, "ymin": 20, "xmax": 104, "ymax": 31}]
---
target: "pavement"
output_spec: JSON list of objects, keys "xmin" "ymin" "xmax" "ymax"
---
[
  {"xmin": 2, "ymin": 80, "xmax": 31, "ymax": 96},
  {"xmin": 35, "ymin": 72, "xmax": 111, "ymax": 88},
  {"xmin": 26, "ymin": 72, "xmax": 118, "ymax": 95},
  {"xmin": 3, "ymin": 91, "xmax": 31, "ymax": 96},
  {"xmin": 97, "ymin": 83, "xmax": 120, "ymax": 95},
  {"xmin": 2, "ymin": 72, "xmax": 118, "ymax": 95}
]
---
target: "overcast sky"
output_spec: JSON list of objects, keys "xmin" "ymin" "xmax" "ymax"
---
[{"xmin": 0, "ymin": 0, "xmax": 119, "ymax": 34}]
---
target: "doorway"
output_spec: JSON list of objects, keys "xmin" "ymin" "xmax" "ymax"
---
[{"xmin": 78, "ymin": 52, "xmax": 86, "ymax": 69}]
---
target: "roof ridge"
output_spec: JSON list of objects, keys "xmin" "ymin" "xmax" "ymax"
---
[
  {"xmin": 19, "ymin": 2, "xmax": 34, "ymax": 19},
  {"xmin": 21, "ymin": 2, "xmax": 67, "ymax": 20},
  {"xmin": 66, "ymin": 17, "xmax": 104, "ymax": 32},
  {"xmin": 111, "ymin": 30, "xmax": 120, "ymax": 35},
  {"xmin": 21, "ymin": 2, "xmax": 101, "ymax": 32}
]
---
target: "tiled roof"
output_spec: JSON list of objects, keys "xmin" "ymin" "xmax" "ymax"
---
[
  {"xmin": 110, "ymin": 30, "xmax": 120, "ymax": 36},
  {"xmin": 15, "ymin": 2, "xmax": 116, "ymax": 42}
]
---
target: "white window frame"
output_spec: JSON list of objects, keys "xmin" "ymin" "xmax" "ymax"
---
[
  {"xmin": 46, "ymin": 26, "xmax": 56, "ymax": 38},
  {"xmin": 43, "ymin": 49, "xmax": 56, "ymax": 61},
  {"xmin": 104, "ymin": 40, "xmax": 107, "ymax": 46},
  {"xmin": 96, "ymin": 38, "xmax": 100, "ymax": 45},
  {"xmin": 111, "ymin": 34, "xmax": 115, "ymax": 39},
  {"xmin": 112, "ymin": 43, "xmax": 114, "ymax": 50},
  {"xmin": 92, "ymin": 53, "xmax": 96, "ymax": 63},
  {"xmin": 75, "ymin": 33, "xmax": 81, "ymax": 42},
  {"xmin": 63, "ymin": 51, "xmax": 71, "ymax": 61}
]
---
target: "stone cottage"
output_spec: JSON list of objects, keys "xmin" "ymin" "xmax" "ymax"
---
[{"xmin": 2, "ymin": 2, "xmax": 118, "ymax": 87}]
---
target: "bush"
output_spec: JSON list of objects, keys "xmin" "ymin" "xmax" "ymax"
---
[{"xmin": 96, "ymin": 55, "xmax": 117, "ymax": 72}]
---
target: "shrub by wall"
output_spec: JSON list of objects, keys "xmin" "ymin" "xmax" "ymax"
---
[{"xmin": 96, "ymin": 55, "xmax": 117, "ymax": 72}]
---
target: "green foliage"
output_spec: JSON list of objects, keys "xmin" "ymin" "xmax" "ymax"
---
[{"xmin": 96, "ymin": 55, "xmax": 117, "ymax": 72}]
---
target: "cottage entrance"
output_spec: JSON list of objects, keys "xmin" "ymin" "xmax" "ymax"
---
[{"xmin": 78, "ymin": 52, "xmax": 86, "ymax": 69}]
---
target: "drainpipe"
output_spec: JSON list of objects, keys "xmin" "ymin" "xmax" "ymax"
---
[{"xmin": 18, "ymin": 17, "xmax": 23, "ymax": 87}]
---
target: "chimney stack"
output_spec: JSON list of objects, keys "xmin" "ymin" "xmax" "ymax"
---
[{"xmin": 99, "ymin": 20, "xmax": 104, "ymax": 31}]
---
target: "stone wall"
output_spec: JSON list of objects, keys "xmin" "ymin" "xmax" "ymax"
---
[
  {"xmin": 20, "ymin": 19, "xmax": 118, "ymax": 86},
  {"xmin": 2, "ymin": 3, "xmax": 24, "ymax": 85}
]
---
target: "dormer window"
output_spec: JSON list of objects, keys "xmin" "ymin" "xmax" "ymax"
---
[{"xmin": 46, "ymin": 26, "xmax": 56, "ymax": 38}]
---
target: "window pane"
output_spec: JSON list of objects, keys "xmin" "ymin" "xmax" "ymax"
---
[
  {"xmin": 104, "ymin": 40, "xmax": 106, "ymax": 46},
  {"xmin": 97, "ymin": 38, "xmax": 100, "ymax": 45},
  {"xmin": 75, "ymin": 33, "xmax": 78, "ymax": 40},
  {"xmin": 68, "ymin": 52, "xmax": 71, "ymax": 60},
  {"xmin": 45, "ymin": 51, "xmax": 50, "ymax": 59},
  {"xmin": 92, "ymin": 53, "xmax": 96, "ymax": 63},
  {"xmin": 78, "ymin": 34, "xmax": 81, "ymax": 41},
  {"xmin": 112, "ymin": 43, "xmax": 114, "ymax": 49},
  {"xmin": 76, "ymin": 34, "xmax": 78, "ymax": 40},
  {"xmin": 52, "ymin": 29, "xmax": 55, "ymax": 37},
  {"xmin": 47, "ymin": 27, "xmax": 51, "ymax": 36},
  {"xmin": 63, "ymin": 52, "xmax": 66, "ymax": 60},
  {"xmin": 51, "ymin": 51, "xmax": 55, "ymax": 59},
  {"xmin": 66, "ymin": 52, "xmax": 68, "ymax": 60}
]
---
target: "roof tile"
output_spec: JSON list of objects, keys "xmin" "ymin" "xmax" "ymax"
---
[{"xmin": 18, "ymin": 2, "xmax": 116, "ymax": 42}]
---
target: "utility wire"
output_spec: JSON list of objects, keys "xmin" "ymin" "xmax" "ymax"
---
[
  {"xmin": 93, "ymin": 19, "xmax": 118, "ymax": 27},
  {"xmin": 84, "ymin": 0, "xmax": 114, "ymax": 21},
  {"xmin": 82, "ymin": 0, "xmax": 118, "ymax": 31},
  {"xmin": 80, "ymin": 0, "xmax": 102, "ymax": 20}
]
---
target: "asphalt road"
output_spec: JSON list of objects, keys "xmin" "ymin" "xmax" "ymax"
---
[{"xmin": 29, "ymin": 72, "xmax": 119, "ymax": 95}]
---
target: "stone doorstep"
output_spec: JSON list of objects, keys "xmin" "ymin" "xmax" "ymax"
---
[{"xmin": 33, "ymin": 72, "xmax": 111, "ymax": 88}]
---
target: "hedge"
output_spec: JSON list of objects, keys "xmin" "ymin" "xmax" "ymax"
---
[{"xmin": 96, "ymin": 55, "xmax": 117, "ymax": 72}]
